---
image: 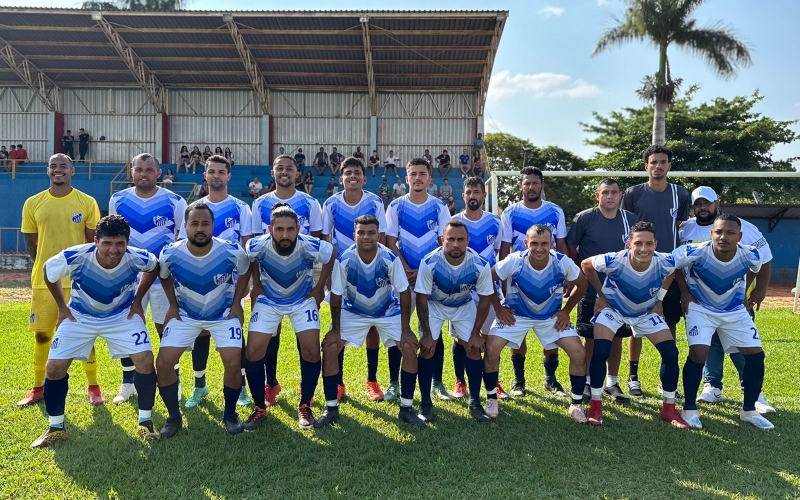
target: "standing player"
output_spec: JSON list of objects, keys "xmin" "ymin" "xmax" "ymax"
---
[
  {"xmin": 485, "ymin": 225, "xmax": 588, "ymax": 422},
  {"xmin": 581, "ymin": 222, "xmax": 687, "ymax": 428},
  {"xmin": 674, "ymin": 214, "xmax": 773, "ymax": 429},
  {"xmin": 19, "ymin": 153, "xmax": 103, "ymax": 408},
  {"xmin": 109, "ymin": 153, "xmax": 186, "ymax": 404},
  {"xmin": 499, "ymin": 167, "xmax": 569, "ymax": 398},
  {"xmin": 385, "ymin": 158, "xmax": 451, "ymax": 402},
  {"xmin": 155, "ymin": 203, "xmax": 252, "ymax": 438},
  {"xmin": 31, "ymin": 216, "xmax": 160, "ymax": 448},
  {"xmin": 319, "ymin": 215, "xmax": 426, "ymax": 427},
  {"xmin": 415, "ymin": 220, "xmax": 495, "ymax": 423},
  {"xmin": 178, "ymin": 154, "xmax": 252, "ymax": 408},
  {"xmin": 621, "ymin": 145, "xmax": 690, "ymax": 396},
  {"xmin": 567, "ymin": 178, "xmax": 638, "ymax": 403},
  {"xmin": 242, "ymin": 204, "xmax": 336, "ymax": 430},
  {"xmin": 321, "ymin": 156, "xmax": 387, "ymax": 401},
  {"xmin": 679, "ymin": 186, "xmax": 775, "ymax": 413}
]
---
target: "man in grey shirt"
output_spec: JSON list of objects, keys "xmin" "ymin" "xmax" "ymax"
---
[
  {"xmin": 567, "ymin": 178, "xmax": 638, "ymax": 404},
  {"xmin": 621, "ymin": 145, "xmax": 690, "ymax": 397},
  {"xmin": 438, "ymin": 179, "xmax": 453, "ymax": 203}
]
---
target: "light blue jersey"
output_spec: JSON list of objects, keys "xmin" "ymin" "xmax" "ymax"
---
[
  {"xmin": 159, "ymin": 238, "xmax": 250, "ymax": 321},
  {"xmin": 500, "ymin": 201, "xmax": 567, "ymax": 252},
  {"xmin": 451, "ymin": 211, "xmax": 502, "ymax": 266},
  {"xmin": 385, "ymin": 194, "xmax": 451, "ymax": 271},
  {"xmin": 495, "ymin": 249, "xmax": 581, "ymax": 320},
  {"xmin": 109, "ymin": 187, "xmax": 187, "ymax": 256},
  {"xmin": 179, "ymin": 195, "xmax": 252, "ymax": 244},
  {"xmin": 592, "ymin": 250, "xmax": 676, "ymax": 317},
  {"xmin": 415, "ymin": 247, "xmax": 494, "ymax": 308},
  {"xmin": 251, "ymin": 190, "xmax": 322, "ymax": 236},
  {"xmin": 673, "ymin": 241, "xmax": 761, "ymax": 313},
  {"xmin": 331, "ymin": 243, "xmax": 408, "ymax": 317},
  {"xmin": 45, "ymin": 243, "xmax": 157, "ymax": 318},
  {"xmin": 247, "ymin": 233, "xmax": 334, "ymax": 306},
  {"xmin": 322, "ymin": 191, "xmax": 387, "ymax": 254}
]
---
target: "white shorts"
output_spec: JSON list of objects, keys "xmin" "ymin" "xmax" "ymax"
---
[
  {"xmin": 425, "ymin": 300, "xmax": 478, "ymax": 343},
  {"xmin": 160, "ymin": 316, "xmax": 243, "ymax": 350},
  {"xmin": 685, "ymin": 302, "xmax": 761, "ymax": 353},
  {"xmin": 592, "ymin": 307, "xmax": 669, "ymax": 338},
  {"xmin": 489, "ymin": 315, "xmax": 578, "ymax": 350},
  {"xmin": 140, "ymin": 282, "xmax": 168, "ymax": 325},
  {"xmin": 49, "ymin": 311, "xmax": 151, "ymax": 361},
  {"xmin": 248, "ymin": 297, "xmax": 320, "ymax": 336},
  {"xmin": 340, "ymin": 309, "xmax": 401, "ymax": 348}
]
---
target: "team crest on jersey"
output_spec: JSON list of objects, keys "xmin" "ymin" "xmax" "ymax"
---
[
  {"xmin": 486, "ymin": 234, "xmax": 496, "ymax": 246},
  {"xmin": 670, "ymin": 208, "xmax": 678, "ymax": 218},
  {"xmin": 549, "ymin": 285, "xmax": 561, "ymax": 296},
  {"xmin": 51, "ymin": 337, "xmax": 60, "ymax": 350},
  {"xmin": 153, "ymin": 215, "xmax": 169, "ymax": 227},
  {"xmin": 460, "ymin": 284, "xmax": 475, "ymax": 293},
  {"xmin": 688, "ymin": 326, "xmax": 698, "ymax": 337},
  {"xmin": 214, "ymin": 272, "xmax": 233, "ymax": 286},
  {"xmin": 732, "ymin": 277, "xmax": 744, "ymax": 287},
  {"xmin": 649, "ymin": 287, "xmax": 660, "ymax": 298},
  {"xmin": 120, "ymin": 282, "xmax": 135, "ymax": 294},
  {"xmin": 250, "ymin": 312, "xmax": 259, "ymax": 323},
  {"xmin": 375, "ymin": 277, "xmax": 389, "ymax": 288},
  {"xmin": 427, "ymin": 220, "xmax": 439, "ymax": 232},
  {"xmin": 297, "ymin": 215, "xmax": 308, "ymax": 228},
  {"xmin": 71, "ymin": 213, "xmax": 83, "ymax": 223},
  {"xmin": 224, "ymin": 217, "xmax": 236, "ymax": 229}
]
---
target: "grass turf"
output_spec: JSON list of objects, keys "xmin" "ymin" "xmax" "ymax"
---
[{"xmin": 1, "ymin": 298, "xmax": 799, "ymax": 499}]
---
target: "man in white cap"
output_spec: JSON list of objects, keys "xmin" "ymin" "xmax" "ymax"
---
[{"xmin": 678, "ymin": 186, "xmax": 775, "ymax": 414}]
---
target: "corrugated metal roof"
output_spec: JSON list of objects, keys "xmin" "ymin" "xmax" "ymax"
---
[{"xmin": 720, "ymin": 204, "xmax": 800, "ymax": 220}]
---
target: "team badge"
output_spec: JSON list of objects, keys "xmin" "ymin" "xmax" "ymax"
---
[
  {"xmin": 649, "ymin": 287, "xmax": 660, "ymax": 297},
  {"xmin": 29, "ymin": 314, "xmax": 36, "ymax": 323},
  {"xmin": 214, "ymin": 272, "xmax": 233, "ymax": 285},
  {"xmin": 153, "ymin": 215, "xmax": 169, "ymax": 227},
  {"xmin": 250, "ymin": 312, "xmax": 259, "ymax": 323},
  {"xmin": 51, "ymin": 337, "xmax": 60, "ymax": 350},
  {"xmin": 71, "ymin": 213, "xmax": 83, "ymax": 223},
  {"xmin": 225, "ymin": 217, "xmax": 236, "ymax": 229},
  {"xmin": 688, "ymin": 326, "xmax": 699, "ymax": 337},
  {"xmin": 427, "ymin": 220, "xmax": 439, "ymax": 232},
  {"xmin": 375, "ymin": 277, "xmax": 389, "ymax": 288},
  {"xmin": 487, "ymin": 234, "xmax": 496, "ymax": 246}
]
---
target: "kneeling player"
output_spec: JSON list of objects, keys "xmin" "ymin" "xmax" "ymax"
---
[
  {"xmin": 674, "ymin": 214, "xmax": 773, "ymax": 430},
  {"xmin": 485, "ymin": 224, "xmax": 588, "ymax": 423},
  {"xmin": 31, "ymin": 215, "xmax": 160, "ymax": 448},
  {"xmin": 581, "ymin": 221, "xmax": 687, "ymax": 428},
  {"xmin": 320, "ymin": 215, "xmax": 426, "ymax": 427}
]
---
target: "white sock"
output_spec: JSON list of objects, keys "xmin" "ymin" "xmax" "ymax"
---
[
  {"xmin": 606, "ymin": 375, "xmax": 619, "ymax": 387},
  {"xmin": 49, "ymin": 415, "xmax": 65, "ymax": 427}
]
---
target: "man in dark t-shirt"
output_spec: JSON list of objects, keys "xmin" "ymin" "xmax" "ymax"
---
[
  {"xmin": 314, "ymin": 147, "xmax": 329, "ymax": 175},
  {"xmin": 294, "ymin": 148, "xmax": 306, "ymax": 171},
  {"xmin": 352, "ymin": 147, "xmax": 364, "ymax": 160},
  {"xmin": 329, "ymin": 147, "xmax": 343, "ymax": 175},
  {"xmin": 436, "ymin": 150, "xmax": 452, "ymax": 178},
  {"xmin": 78, "ymin": 128, "xmax": 90, "ymax": 161}
]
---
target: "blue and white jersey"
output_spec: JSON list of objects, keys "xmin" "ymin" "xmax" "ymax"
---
[
  {"xmin": 159, "ymin": 238, "xmax": 250, "ymax": 321},
  {"xmin": 322, "ymin": 191, "xmax": 387, "ymax": 254},
  {"xmin": 451, "ymin": 211, "xmax": 502, "ymax": 266},
  {"xmin": 247, "ymin": 233, "xmax": 334, "ymax": 307},
  {"xmin": 385, "ymin": 194, "xmax": 451, "ymax": 271},
  {"xmin": 109, "ymin": 187, "xmax": 187, "ymax": 256},
  {"xmin": 331, "ymin": 243, "xmax": 408, "ymax": 318},
  {"xmin": 251, "ymin": 190, "xmax": 323, "ymax": 236},
  {"xmin": 178, "ymin": 195, "xmax": 252, "ymax": 244},
  {"xmin": 673, "ymin": 241, "xmax": 761, "ymax": 313},
  {"xmin": 45, "ymin": 243, "xmax": 157, "ymax": 318},
  {"xmin": 592, "ymin": 250, "xmax": 676, "ymax": 317},
  {"xmin": 415, "ymin": 247, "xmax": 494, "ymax": 308},
  {"xmin": 500, "ymin": 201, "xmax": 567, "ymax": 251},
  {"xmin": 495, "ymin": 249, "xmax": 581, "ymax": 320}
]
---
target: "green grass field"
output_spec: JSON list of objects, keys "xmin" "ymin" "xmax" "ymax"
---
[{"xmin": 1, "ymin": 288, "xmax": 800, "ymax": 499}]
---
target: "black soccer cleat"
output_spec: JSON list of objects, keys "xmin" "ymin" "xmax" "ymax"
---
[
  {"xmin": 603, "ymin": 383, "xmax": 631, "ymax": 405},
  {"xmin": 469, "ymin": 403, "xmax": 492, "ymax": 424},
  {"xmin": 313, "ymin": 406, "xmax": 340, "ymax": 429},
  {"xmin": 543, "ymin": 379, "xmax": 567, "ymax": 397},
  {"xmin": 398, "ymin": 406, "xmax": 427, "ymax": 427},
  {"xmin": 419, "ymin": 400, "xmax": 435, "ymax": 423},
  {"xmin": 223, "ymin": 414, "xmax": 244, "ymax": 435},
  {"xmin": 159, "ymin": 416, "xmax": 183, "ymax": 439}
]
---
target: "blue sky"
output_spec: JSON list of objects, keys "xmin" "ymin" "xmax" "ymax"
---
[{"xmin": 8, "ymin": 0, "xmax": 799, "ymax": 164}]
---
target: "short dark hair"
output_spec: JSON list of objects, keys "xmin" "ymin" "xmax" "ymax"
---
[
  {"xmin": 463, "ymin": 176, "xmax": 485, "ymax": 192},
  {"xmin": 95, "ymin": 214, "xmax": 130, "ymax": 240},
  {"xmin": 407, "ymin": 157, "xmax": 432, "ymax": 175},
  {"xmin": 271, "ymin": 202, "xmax": 298, "ymax": 225},
  {"xmin": 527, "ymin": 224, "xmax": 552, "ymax": 237},
  {"xmin": 715, "ymin": 212, "xmax": 741, "ymax": 228},
  {"xmin": 131, "ymin": 152, "xmax": 159, "ymax": 169},
  {"xmin": 629, "ymin": 221, "xmax": 656, "ymax": 237},
  {"xmin": 597, "ymin": 177, "xmax": 619, "ymax": 190},
  {"xmin": 444, "ymin": 219, "xmax": 468, "ymax": 236},
  {"xmin": 341, "ymin": 156, "xmax": 365, "ymax": 174},
  {"xmin": 206, "ymin": 154, "xmax": 231, "ymax": 172},
  {"xmin": 521, "ymin": 166, "xmax": 544, "ymax": 183},
  {"xmin": 354, "ymin": 214, "xmax": 380, "ymax": 231},
  {"xmin": 643, "ymin": 144, "xmax": 673, "ymax": 164},
  {"xmin": 185, "ymin": 202, "xmax": 215, "ymax": 224},
  {"xmin": 273, "ymin": 154, "xmax": 298, "ymax": 168}
]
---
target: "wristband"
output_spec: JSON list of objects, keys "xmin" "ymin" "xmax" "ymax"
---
[{"xmin": 657, "ymin": 288, "xmax": 668, "ymax": 301}]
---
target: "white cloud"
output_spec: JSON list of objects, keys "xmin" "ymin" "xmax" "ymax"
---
[
  {"xmin": 488, "ymin": 71, "xmax": 600, "ymax": 100},
  {"xmin": 597, "ymin": 0, "xmax": 610, "ymax": 5},
  {"xmin": 537, "ymin": 6, "xmax": 565, "ymax": 17}
]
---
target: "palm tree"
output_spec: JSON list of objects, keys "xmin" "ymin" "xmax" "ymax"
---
[{"xmin": 593, "ymin": 0, "xmax": 752, "ymax": 146}]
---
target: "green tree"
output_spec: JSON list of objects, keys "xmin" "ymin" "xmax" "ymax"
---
[
  {"xmin": 82, "ymin": 0, "xmax": 187, "ymax": 9},
  {"xmin": 582, "ymin": 87, "xmax": 800, "ymax": 203},
  {"xmin": 593, "ymin": 0, "xmax": 752, "ymax": 146}
]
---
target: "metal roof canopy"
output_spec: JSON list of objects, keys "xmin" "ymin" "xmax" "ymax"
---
[
  {"xmin": 720, "ymin": 203, "xmax": 800, "ymax": 233},
  {"xmin": 0, "ymin": 8, "xmax": 507, "ymax": 114}
]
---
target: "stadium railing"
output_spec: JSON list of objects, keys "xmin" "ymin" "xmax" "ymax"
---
[
  {"xmin": 5, "ymin": 159, "xmax": 129, "ymax": 180},
  {"xmin": 0, "ymin": 227, "xmax": 23, "ymax": 254}
]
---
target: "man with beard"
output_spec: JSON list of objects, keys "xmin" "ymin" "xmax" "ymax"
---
[
  {"xmin": 499, "ymin": 167, "xmax": 569, "ymax": 398},
  {"xmin": 679, "ymin": 186, "xmax": 775, "ymax": 413},
  {"xmin": 242, "ymin": 204, "xmax": 336, "ymax": 430}
]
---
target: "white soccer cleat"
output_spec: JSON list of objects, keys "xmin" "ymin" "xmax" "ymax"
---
[
  {"xmin": 696, "ymin": 383, "xmax": 723, "ymax": 404},
  {"xmin": 485, "ymin": 398, "xmax": 499, "ymax": 418},
  {"xmin": 681, "ymin": 409, "xmax": 703, "ymax": 429},
  {"xmin": 112, "ymin": 383, "xmax": 136, "ymax": 405},
  {"xmin": 754, "ymin": 393, "xmax": 776, "ymax": 414},
  {"xmin": 740, "ymin": 410, "xmax": 774, "ymax": 430}
]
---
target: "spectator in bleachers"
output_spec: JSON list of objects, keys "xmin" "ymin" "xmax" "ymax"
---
[
  {"xmin": 178, "ymin": 145, "xmax": 190, "ymax": 173},
  {"xmin": 459, "ymin": 148, "xmax": 472, "ymax": 177},
  {"xmin": 0, "ymin": 146, "xmax": 8, "ymax": 171},
  {"xmin": 327, "ymin": 175, "xmax": 339, "ymax": 196},
  {"xmin": 15, "ymin": 144, "xmax": 26, "ymax": 165},
  {"xmin": 472, "ymin": 155, "xmax": 485, "ymax": 179},
  {"xmin": 267, "ymin": 178, "xmax": 276, "ymax": 193},
  {"xmin": 313, "ymin": 147, "xmax": 329, "ymax": 175},
  {"xmin": 423, "ymin": 149, "xmax": 433, "ymax": 166},
  {"xmin": 378, "ymin": 175, "xmax": 390, "ymax": 206},
  {"xmin": 295, "ymin": 168, "xmax": 305, "ymax": 190},
  {"xmin": 7, "ymin": 144, "xmax": 17, "ymax": 167},
  {"xmin": 78, "ymin": 128, "xmax": 90, "ymax": 162},
  {"xmin": 384, "ymin": 149, "xmax": 400, "ymax": 177},
  {"xmin": 392, "ymin": 177, "xmax": 406, "ymax": 200},
  {"xmin": 330, "ymin": 147, "xmax": 343, "ymax": 175},
  {"xmin": 368, "ymin": 150, "xmax": 380, "ymax": 177},
  {"xmin": 249, "ymin": 176, "xmax": 263, "ymax": 198},
  {"xmin": 303, "ymin": 171, "xmax": 315, "ymax": 195},
  {"xmin": 224, "ymin": 147, "xmax": 235, "ymax": 166},
  {"xmin": 472, "ymin": 132, "xmax": 484, "ymax": 155},
  {"xmin": 353, "ymin": 146, "xmax": 364, "ymax": 161},
  {"xmin": 161, "ymin": 168, "xmax": 175, "ymax": 186},
  {"xmin": 426, "ymin": 177, "xmax": 438, "ymax": 197},
  {"xmin": 189, "ymin": 146, "xmax": 203, "ymax": 174},
  {"xmin": 198, "ymin": 179, "xmax": 209, "ymax": 197},
  {"xmin": 436, "ymin": 149, "xmax": 452, "ymax": 178},
  {"xmin": 294, "ymin": 148, "xmax": 305, "ymax": 172},
  {"xmin": 439, "ymin": 178, "xmax": 454, "ymax": 205},
  {"xmin": 446, "ymin": 197, "xmax": 456, "ymax": 216},
  {"xmin": 202, "ymin": 146, "xmax": 213, "ymax": 163},
  {"xmin": 215, "ymin": 146, "xmax": 223, "ymax": 156},
  {"xmin": 279, "ymin": 146, "xmax": 285, "ymax": 156},
  {"xmin": 62, "ymin": 130, "xmax": 75, "ymax": 160}
]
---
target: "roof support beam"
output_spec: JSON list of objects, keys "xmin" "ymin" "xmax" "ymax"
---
[
  {"xmin": 477, "ymin": 14, "xmax": 506, "ymax": 115},
  {"xmin": 360, "ymin": 16, "xmax": 377, "ymax": 115},
  {"xmin": 92, "ymin": 12, "xmax": 165, "ymax": 112},
  {"xmin": 0, "ymin": 25, "xmax": 494, "ymax": 36},
  {"xmin": 224, "ymin": 14, "xmax": 270, "ymax": 115},
  {"xmin": 0, "ymin": 36, "xmax": 60, "ymax": 111}
]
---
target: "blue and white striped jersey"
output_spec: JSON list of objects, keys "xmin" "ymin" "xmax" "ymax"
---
[
  {"xmin": 322, "ymin": 191, "xmax": 387, "ymax": 254},
  {"xmin": 500, "ymin": 201, "xmax": 566, "ymax": 252},
  {"xmin": 331, "ymin": 243, "xmax": 408, "ymax": 317},
  {"xmin": 592, "ymin": 250, "xmax": 676, "ymax": 317},
  {"xmin": 109, "ymin": 187, "xmax": 186, "ymax": 256},
  {"xmin": 451, "ymin": 211, "xmax": 502, "ymax": 266},
  {"xmin": 178, "ymin": 195, "xmax": 252, "ymax": 244},
  {"xmin": 385, "ymin": 194, "xmax": 451, "ymax": 271},
  {"xmin": 415, "ymin": 247, "xmax": 494, "ymax": 308},
  {"xmin": 252, "ymin": 190, "xmax": 322, "ymax": 236}
]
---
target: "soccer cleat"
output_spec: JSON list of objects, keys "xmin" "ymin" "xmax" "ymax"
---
[
  {"xmin": 314, "ymin": 407, "xmax": 340, "ymax": 428},
  {"xmin": 660, "ymin": 403, "xmax": 689, "ymax": 429},
  {"xmin": 383, "ymin": 382, "xmax": 400, "ymax": 402},
  {"xmin": 298, "ymin": 404, "xmax": 316, "ymax": 430},
  {"xmin": 543, "ymin": 379, "xmax": 567, "ymax": 398},
  {"xmin": 740, "ymin": 410, "xmax": 775, "ymax": 430},
  {"xmin": 755, "ymin": 393, "xmax": 776, "ymax": 414},
  {"xmin": 223, "ymin": 414, "xmax": 244, "ymax": 435},
  {"xmin": 30, "ymin": 426, "xmax": 66, "ymax": 449},
  {"xmin": 265, "ymin": 383, "xmax": 282, "ymax": 407},
  {"xmin": 297, "ymin": 387, "xmax": 315, "ymax": 406},
  {"xmin": 336, "ymin": 384, "xmax": 346, "ymax": 404},
  {"xmin": 17, "ymin": 387, "xmax": 44, "ymax": 408},
  {"xmin": 696, "ymin": 383, "xmax": 723, "ymax": 404},
  {"xmin": 603, "ymin": 383, "xmax": 631, "ymax": 405},
  {"xmin": 485, "ymin": 398, "xmax": 499, "ymax": 418},
  {"xmin": 419, "ymin": 401, "xmax": 435, "ymax": 423},
  {"xmin": 582, "ymin": 384, "xmax": 592, "ymax": 403},
  {"xmin": 138, "ymin": 420, "xmax": 160, "ymax": 441},
  {"xmin": 569, "ymin": 404, "xmax": 588, "ymax": 424},
  {"xmin": 237, "ymin": 386, "xmax": 251, "ymax": 406},
  {"xmin": 627, "ymin": 377, "xmax": 643, "ymax": 398},
  {"xmin": 469, "ymin": 403, "xmax": 492, "ymax": 423},
  {"xmin": 366, "ymin": 381, "xmax": 384, "ymax": 402},
  {"xmin": 113, "ymin": 383, "xmax": 136, "ymax": 405},
  {"xmin": 243, "ymin": 407, "xmax": 269, "ymax": 432},
  {"xmin": 496, "ymin": 384, "xmax": 512, "ymax": 401},
  {"xmin": 88, "ymin": 385, "xmax": 105, "ymax": 406},
  {"xmin": 680, "ymin": 410, "xmax": 703, "ymax": 429},
  {"xmin": 159, "ymin": 416, "xmax": 183, "ymax": 439},
  {"xmin": 510, "ymin": 381, "xmax": 526, "ymax": 397},
  {"xmin": 588, "ymin": 400, "xmax": 603, "ymax": 426},
  {"xmin": 452, "ymin": 380, "xmax": 467, "ymax": 399},
  {"xmin": 398, "ymin": 406, "xmax": 427, "ymax": 427},
  {"xmin": 431, "ymin": 381, "xmax": 453, "ymax": 401},
  {"xmin": 184, "ymin": 385, "xmax": 209, "ymax": 408}
]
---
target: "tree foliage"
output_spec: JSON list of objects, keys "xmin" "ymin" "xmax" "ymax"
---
[{"xmin": 81, "ymin": 0, "xmax": 187, "ymax": 10}]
